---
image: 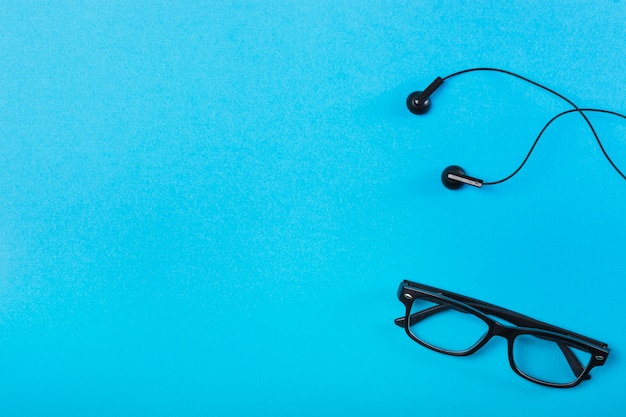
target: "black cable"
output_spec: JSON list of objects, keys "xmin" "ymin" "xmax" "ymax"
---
[
  {"xmin": 443, "ymin": 68, "xmax": 581, "ymax": 111},
  {"xmin": 442, "ymin": 68, "xmax": 626, "ymax": 184},
  {"xmin": 483, "ymin": 108, "xmax": 626, "ymax": 185}
]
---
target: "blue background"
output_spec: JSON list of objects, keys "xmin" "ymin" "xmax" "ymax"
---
[{"xmin": 1, "ymin": 1, "xmax": 625, "ymax": 415}]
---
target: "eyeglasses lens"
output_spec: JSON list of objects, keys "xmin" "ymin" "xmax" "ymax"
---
[
  {"xmin": 512, "ymin": 334, "xmax": 592, "ymax": 385},
  {"xmin": 408, "ymin": 298, "xmax": 489, "ymax": 354}
]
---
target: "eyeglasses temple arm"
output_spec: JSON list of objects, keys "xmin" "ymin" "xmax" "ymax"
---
[
  {"xmin": 457, "ymin": 300, "xmax": 605, "ymax": 349},
  {"xmin": 394, "ymin": 304, "xmax": 451, "ymax": 327},
  {"xmin": 401, "ymin": 281, "xmax": 602, "ymax": 345},
  {"xmin": 393, "ymin": 299, "xmax": 573, "ymax": 339},
  {"xmin": 557, "ymin": 341, "xmax": 592, "ymax": 381}
]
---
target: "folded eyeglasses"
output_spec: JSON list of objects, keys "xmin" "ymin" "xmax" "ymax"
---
[{"xmin": 395, "ymin": 280, "xmax": 610, "ymax": 388}]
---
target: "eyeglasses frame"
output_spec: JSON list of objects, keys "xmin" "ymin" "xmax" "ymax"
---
[{"xmin": 395, "ymin": 280, "xmax": 610, "ymax": 388}]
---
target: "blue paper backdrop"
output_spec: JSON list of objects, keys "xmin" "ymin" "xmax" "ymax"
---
[{"xmin": 1, "ymin": 1, "xmax": 625, "ymax": 415}]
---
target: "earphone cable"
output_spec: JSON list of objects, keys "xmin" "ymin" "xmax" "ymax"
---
[
  {"xmin": 483, "ymin": 108, "xmax": 626, "ymax": 185},
  {"xmin": 443, "ymin": 68, "xmax": 626, "ymax": 183},
  {"xmin": 444, "ymin": 68, "xmax": 580, "ymax": 110}
]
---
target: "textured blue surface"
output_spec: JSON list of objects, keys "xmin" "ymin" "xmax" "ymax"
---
[{"xmin": 1, "ymin": 1, "xmax": 626, "ymax": 415}]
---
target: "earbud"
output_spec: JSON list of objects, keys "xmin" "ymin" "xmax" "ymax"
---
[
  {"xmin": 441, "ymin": 165, "xmax": 484, "ymax": 190},
  {"xmin": 406, "ymin": 91, "xmax": 430, "ymax": 115},
  {"xmin": 406, "ymin": 77, "xmax": 444, "ymax": 115}
]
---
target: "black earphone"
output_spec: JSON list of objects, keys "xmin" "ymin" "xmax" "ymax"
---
[{"xmin": 407, "ymin": 68, "xmax": 626, "ymax": 189}]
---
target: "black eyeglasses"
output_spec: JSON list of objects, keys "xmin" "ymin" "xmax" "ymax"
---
[{"xmin": 394, "ymin": 280, "xmax": 610, "ymax": 388}]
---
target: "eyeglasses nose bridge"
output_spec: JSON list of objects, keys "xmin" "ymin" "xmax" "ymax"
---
[{"xmin": 490, "ymin": 321, "xmax": 514, "ymax": 339}]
